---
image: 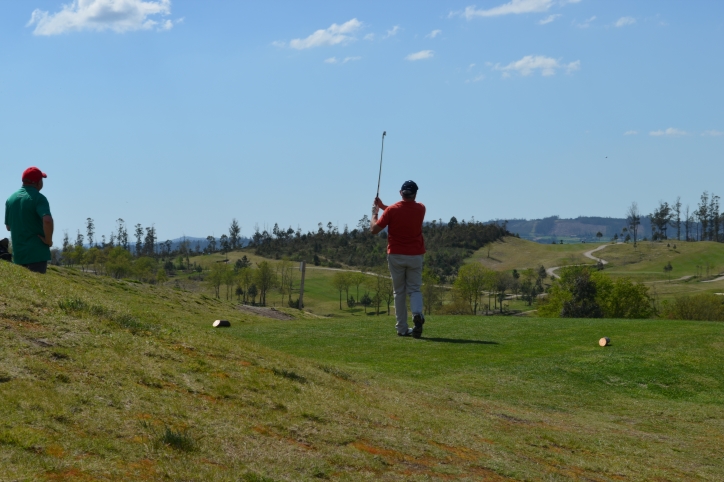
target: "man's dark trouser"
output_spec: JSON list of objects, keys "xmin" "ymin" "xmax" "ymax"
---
[{"xmin": 22, "ymin": 261, "xmax": 47, "ymax": 274}]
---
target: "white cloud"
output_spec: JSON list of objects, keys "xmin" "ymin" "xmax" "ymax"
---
[
  {"xmin": 468, "ymin": 63, "xmax": 476, "ymax": 71},
  {"xmin": 494, "ymin": 55, "xmax": 580, "ymax": 77},
  {"xmin": 324, "ymin": 56, "xmax": 361, "ymax": 65},
  {"xmin": 289, "ymin": 18, "xmax": 361, "ymax": 50},
  {"xmin": 384, "ymin": 25, "xmax": 400, "ymax": 38},
  {"xmin": 426, "ymin": 29, "xmax": 442, "ymax": 38},
  {"xmin": 405, "ymin": 50, "xmax": 434, "ymax": 61},
  {"xmin": 650, "ymin": 128, "xmax": 688, "ymax": 137},
  {"xmin": 27, "ymin": 0, "xmax": 174, "ymax": 35},
  {"xmin": 465, "ymin": 74, "xmax": 486, "ymax": 83},
  {"xmin": 702, "ymin": 130, "xmax": 723, "ymax": 137},
  {"xmin": 363, "ymin": 33, "xmax": 375, "ymax": 41},
  {"xmin": 454, "ymin": 0, "xmax": 579, "ymax": 19},
  {"xmin": 624, "ymin": 130, "xmax": 638, "ymax": 136},
  {"xmin": 615, "ymin": 16, "xmax": 636, "ymax": 27},
  {"xmin": 574, "ymin": 16, "xmax": 596, "ymax": 28},
  {"xmin": 539, "ymin": 14, "xmax": 561, "ymax": 25},
  {"xmin": 565, "ymin": 60, "xmax": 580, "ymax": 73},
  {"xmin": 271, "ymin": 40, "xmax": 286, "ymax": 48},
  {"xmin": 460, "ymin": 0, "xmax": 553, "ymax": 19}
]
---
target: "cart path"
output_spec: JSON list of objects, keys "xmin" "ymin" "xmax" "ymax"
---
[
  {"xmin": 702, "ymin": 275, "xmax": 724, "ymax": 283},
  {"xmin": 546, "ymin": 244, "xmax": 707, "ymax": 284},
  {"xmin": 546, "ymin": 243, "xmax": 614, "ymax": 279}
]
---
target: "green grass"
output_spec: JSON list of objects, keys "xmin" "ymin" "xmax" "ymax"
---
[{"xmin": 2, "ymin": 261, "xmax": 724, "ymax": 480}]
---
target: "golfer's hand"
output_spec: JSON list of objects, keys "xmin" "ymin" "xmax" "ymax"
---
[
  {"xmin": 374, "ymin": 197, "xmax": 387, "ymax": 209},
  {"xmin": 38, "ymin": 235, "xmax": 52, "ymax": 247}
]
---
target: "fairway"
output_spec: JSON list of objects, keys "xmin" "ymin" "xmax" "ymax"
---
[{"xmin": 238, "ymin": 315, "xmax": 724, "ymax": 479}]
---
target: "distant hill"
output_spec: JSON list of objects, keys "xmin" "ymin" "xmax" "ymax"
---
[{"xmin": 499, "ymin": 216, "xmax": 653, "ymax": 244}]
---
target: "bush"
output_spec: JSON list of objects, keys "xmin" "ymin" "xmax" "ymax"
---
[
  {"xmin": 661, "ymin": 294, "xmax": 724, "ymax": 321},
  {"xmin": 539, "ymin": 266, "xmax": 653, "ymax": 319}
]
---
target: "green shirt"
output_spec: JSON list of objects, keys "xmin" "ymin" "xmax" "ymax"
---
[{"xmin": 4, "ymin": 186, "xmax": 52, "ymax": 265}]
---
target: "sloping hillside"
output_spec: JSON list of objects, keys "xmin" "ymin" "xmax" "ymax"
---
[
  {"xmin": 2, "ymin": 261, "xmax": 724, "ymax": 481},
  {"xmin": 469, "ymin": 236, "xmax": 597, "ymax": 271}
]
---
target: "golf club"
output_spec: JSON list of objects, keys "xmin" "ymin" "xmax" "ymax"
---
[{"xmin": 376, "ymin": 131, "xmax": 386, "ymax": 199}]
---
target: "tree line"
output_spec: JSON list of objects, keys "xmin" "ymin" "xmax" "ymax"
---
[
  {"xmin": 249, "ymin": 215, "xmax": 508, "ymax": 283},
  {"xmin": 625, "ymin": 191, "xmax": 722, "ymax": 246}
]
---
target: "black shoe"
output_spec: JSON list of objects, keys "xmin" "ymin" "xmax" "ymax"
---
[
  {"xmin": 412, "ymin": 314, "xmax": 425, "ymax": 338},
  {"xmin": 398, "ymin": 328, "xmax": 414, "ymax": 337}
]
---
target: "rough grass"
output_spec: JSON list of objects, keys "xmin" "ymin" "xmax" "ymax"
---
[
  {"xmin": 596, "ymin": 240, "xmax": 724, "ymax": 281},
  {"xmin": 1, "ymin": 261, "xmax": 723, "ymax": 480},
  {"xmin": 469, "ymin": 236, "xmax": 600, "ymax": 271}
]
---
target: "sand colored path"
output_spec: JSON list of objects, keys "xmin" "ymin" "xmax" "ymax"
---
[{"xmin": 546, "ymin": 243, "xmax": 614, "ymax": 278}]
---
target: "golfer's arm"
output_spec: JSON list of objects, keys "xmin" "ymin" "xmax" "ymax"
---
[
  {"xmin": 370, "ymin": 215, "xmax": 383, "ymax": 235},
  {"xmin": 42, "ymin": 215, "xmax": 54, "ymax": 245}
]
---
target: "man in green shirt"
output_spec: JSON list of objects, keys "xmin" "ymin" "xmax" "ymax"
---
[{"xmin": 4, "ymin": 167, "xmax": 54, "ymax": 274}]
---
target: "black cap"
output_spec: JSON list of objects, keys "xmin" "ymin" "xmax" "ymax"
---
[{"xmin": 401, "ymin": 180, "xmax": 418, "ymax": 194}]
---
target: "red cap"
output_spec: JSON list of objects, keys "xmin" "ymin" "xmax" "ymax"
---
[{"xmin": 22, "ymin": 167, "xmax": 47, "ymax": 184}]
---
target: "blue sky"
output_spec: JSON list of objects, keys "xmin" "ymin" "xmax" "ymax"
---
[{"xmin": 2, "ymin": 0, "xmax": 723, "ymax": 243}]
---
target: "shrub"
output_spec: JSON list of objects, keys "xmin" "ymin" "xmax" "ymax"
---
[
  {"xmin": 539, "ymin": 267, "xmax": 653, "ymax": 319},
  {"xmin": 661, "ymin": 294, "xmax": 724, "ymax": 321}
]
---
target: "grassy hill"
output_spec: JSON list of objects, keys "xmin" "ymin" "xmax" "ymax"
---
[
  {"xmin": 2, "ymin": 261, "xmax": 724, "ymax": 480},
  {"xmin": 468, "ymin": 236, "xmax": 598, "ymax": 272},
  {"xmin": 594, "ymin": 241, "xmax": 724, "ymax": 281}
]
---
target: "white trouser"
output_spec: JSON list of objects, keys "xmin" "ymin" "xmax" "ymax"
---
[{"xmin": 387, "ymin": 254, "xmax": 424, "ymax": 334}]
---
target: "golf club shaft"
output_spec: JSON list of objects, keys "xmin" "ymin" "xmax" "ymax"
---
[{"xmin": 376, "ymin": 131, "xmax": 386, "ymax": 199}]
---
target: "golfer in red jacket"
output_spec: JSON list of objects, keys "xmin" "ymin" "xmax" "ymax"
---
[{"xmin": 371, "ymin": 180, "xmax": 426, "ymax": 338}]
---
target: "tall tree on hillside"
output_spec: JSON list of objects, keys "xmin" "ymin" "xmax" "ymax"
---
[
  {"xmin": 357, "ymin": 215, "xmax": 370, "ymax": 232},
  {"xmin": 454, "ymin": 263, "xmax": 488, "ymax": 315},
  {"xmin": 116, "ymin": 219, "xmax": 128, "ymax": 250},
  {"xmin": 697, "ymin": 192, "xmax": 709, "ymax": 241},
  {"xmin": 254, "ymin": 261, "xmax": 277, "ymax": 306},
  {"xmin": 86, "ymin": 218, "xmax": 95, "ymax": 247},
  {"xmin": 134, "ymin": 224, "xmax": 144, "ymax": 256},
  {"xmin": 219, "ymin": 234, "xmax": 230, "ymax": 254},
  {"xmin": 671, "ymin": 196, "xmax": 682, "ymax": 241},
  {"xmin": 163, "ymin": 240, "xmax": 172, "ymax": 257},
  {"xmin": 229, "ymin": 218, "xmax": 241, "ymax": 249},
  {"xmin": 626, "ymin": 202, "xmax": 641, "ymax": 247},
  {"xmin": 61, "ymin": 232, "xmax": 71, "ymax": 266},
  {"xmin": 652, "ymin": 201, "xmax": 672, "ymax": 240},
  {"xmin": 684, "ymin": 205, "xmax": 691, "ymax": 241},
  {"xmin": 331, "ymin": 272, "xmax": 352, "ymax": 310},
  {"xmin": 350, "ymin": 272, "xmax": 367, "ymax": 301},
  {"xmin": 238, "ymin": 267, "xmax": 253, "ymax": 304},
  {"xmin": 143, "ymin": 226, "xmax": 157, "ymax": 257},
  {"xmin": 422, "ymin": 269, "xmax": 443, "ymax": 315},
  {"xmin": 75, "ymin": 230, "xmax": 84, "ymax": 248},
  {"xmin": 178, "ymin": 237, "xmax": 190, "ymax": 270},
  {"xmin": 709, "ymin": 194, "xmax": 720, "ymax": 242},
  {"xmin": 206, "ymin": 235, "xmax": 216, "ymax": 253}
]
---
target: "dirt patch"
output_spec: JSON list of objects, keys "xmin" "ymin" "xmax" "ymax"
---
[{"xmin": 237, "ymin": 305, "xmax": 293, "ymax": 320}]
